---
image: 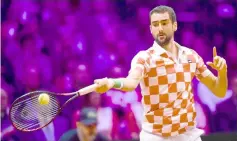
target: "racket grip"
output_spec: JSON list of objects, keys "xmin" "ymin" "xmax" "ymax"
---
[{"xmin": 78, "ymin": 84, "xmax": 98, "ymax": 95}]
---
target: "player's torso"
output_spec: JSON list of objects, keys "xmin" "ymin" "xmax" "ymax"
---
[
  {"xmin": 140, "ymin": 47, "xmax": 199, "ymax": 137},
  {"xmin": 140, "ymin": 48, "xmax": 197, "ymax": 109}
]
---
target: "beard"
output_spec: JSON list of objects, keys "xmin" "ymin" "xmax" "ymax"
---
[{"xmin": 155, "ymin": 34, "xmax": 172, "ymax": 47}]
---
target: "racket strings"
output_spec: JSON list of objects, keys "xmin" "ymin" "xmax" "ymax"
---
[
  {"xmin": 12, "ymin": 95, "xmax": 39, "ymax": 107},
  {"xmin": 12, "ymin": 98, "xmax": 58, "ymax": 130},
  {"xmin": 10, "ymin": 92, "xmax": 60, "ymax": 131},
  {"xmin": 12, "ymin": 99, "xmax": 58, "ymax": 122},
  {"xmin": 11, "ymin": 97, "xmax": 58, "ymax": 116}
]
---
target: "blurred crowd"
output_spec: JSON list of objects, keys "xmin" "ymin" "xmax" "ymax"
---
[{"xmin": 1, "ymin": 0, "xmax": 237, "ymax": 141}]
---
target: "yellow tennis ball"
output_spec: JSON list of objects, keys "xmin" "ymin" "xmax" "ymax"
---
[{"xmin": 38, "ymin": 93, "xmax": 50, "ymax": 105}]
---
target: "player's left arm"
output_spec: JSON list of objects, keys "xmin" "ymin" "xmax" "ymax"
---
[{"xmin": 196, "ymin": 47, "xmax": 228, "ymax": 98}]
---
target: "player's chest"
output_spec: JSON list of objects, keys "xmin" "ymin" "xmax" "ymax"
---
[{"xmin": 146, "ymin": 54, "xmax": 197, "ymax": 80}]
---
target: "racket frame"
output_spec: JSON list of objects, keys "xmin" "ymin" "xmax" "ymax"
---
[{"xmin": 9, "ymin": 84, "xmax": 97, "ymax": 132}]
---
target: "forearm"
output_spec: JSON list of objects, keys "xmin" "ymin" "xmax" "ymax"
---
[
  {"xmin": 94, "ymin": 69, "xmax": 142, "ymax": 93},
  {"xmin": 110, "ymin": 77, "xmax": 140, "ymax": 92},
  {"xmin": 213, "ymin": 71, "xmax": 228, "ymax": 97}
]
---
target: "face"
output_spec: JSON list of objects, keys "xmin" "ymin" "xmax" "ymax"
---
[
  {"xmin": 150, "ymin": 12, "xmax": 177, "ymax": 46},
  {"xmin": 77, "ymin": 122, "xmax": 97, "ymax": 139}
]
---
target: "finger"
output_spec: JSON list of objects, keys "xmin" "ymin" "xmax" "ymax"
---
[
  {"xmin": 218, "ymin": 60, "xmax": 224, "ymax": 70},
  {"xmin": 94, "ymin": 79, "xmax": 103, "ymax": 87},
  {"xmin": 98, "ymin": 78, "xmax": 106, "ymax": 86},
  {"xmin": 213, "ymin": 56, "xmax": 219, "ymax": 66},
  {"xmin": 219, "ymin": 59, "xmax": 226, "ymax": 70},
  {"xmin": 216, "ymin": 57, "xmax": 222, "ymax": 69},
  {"xmin": 206, "ymin": 61, "xmax": 213, "ymax": 65},
  {"xmin": 94, "ymin": 79, "xmax": 100, "ymax": 84},
  {"xmin": 103, "ymin": 77, "xmax": 108, "ymax": 82},
  {"xmin": 213, "ymin": 46, "xmax": 217, "ymax": 57}
]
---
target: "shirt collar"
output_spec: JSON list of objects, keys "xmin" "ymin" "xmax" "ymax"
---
[{"xmin": 150, "ymin": 41, "xmax": 185, "ymax": 56}]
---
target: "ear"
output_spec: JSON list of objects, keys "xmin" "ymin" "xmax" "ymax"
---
[{"xmin": 173, "ymin": 22, "xmax": 177, "ymax": 32}]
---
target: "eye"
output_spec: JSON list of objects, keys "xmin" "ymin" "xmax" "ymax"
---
[
  {"xmin": 161, "ymin": 22, "xmax": 167, "ymax": 26},
  {"xmin": 153, "ymin": 23, "xmax": 159, "ymax": 27}
]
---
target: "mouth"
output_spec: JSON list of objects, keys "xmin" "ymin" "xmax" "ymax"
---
[{"xmin": 158, "ymin": 34, "xmax": 166, "ymax": 40}]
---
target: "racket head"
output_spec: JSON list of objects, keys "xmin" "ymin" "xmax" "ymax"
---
[{"xmin": 9, "ymin": 91, "xmax": 61, "ymax": 132}]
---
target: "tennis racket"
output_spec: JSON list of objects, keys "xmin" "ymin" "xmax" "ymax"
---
[{"xmin": 9, "ymin": 84, "xmax": 98, "ymax": 132}]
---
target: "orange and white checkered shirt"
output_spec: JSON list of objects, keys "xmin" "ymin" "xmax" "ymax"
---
[{"xmin": 129, "ymin": 41, "xmax": 211, "ymax": 137}]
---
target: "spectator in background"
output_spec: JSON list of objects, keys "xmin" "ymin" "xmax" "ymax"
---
[
  {"xmin": 225, "ymin": 38, "xmax": 237, "ymax": 80},
  {"xmin": 77, "ymin": 91, "xmax": 141, "ymax": 140},
  {"xmin": 59, "ymin": 107, "xmax": 108, "ymax": 141},
  {"xmin": 1, "ymin": 89, "xmax": 17, "ymax": 141},
  {"xmin": 196, "ymin": 80, "xmax": 233, "ymax": 114},
  {"xmin": 15, "ymin": 113, "xmax": 70, "ymax": 141},
  {"xmin": 180, "ymin": 28, "xmax": 197, "ymax": 48},
  {"xmin": 192, "ymin": 36, "xmax": 212, "ymax": 62},
  {"xmin": 1, "ymin": 0, "xmax": 237, "ymax": 139},
  {"xmin": 1, "ymin": 54, "xmax": 15, "ymax": 85},
  {"xmin": 194, "ymin": 102, "xmax": 209, "ymax": 134},
  {"xmin": 1, "ymin": 89, "xmax": 9, "ymax": 125},
  {"xmin": 113, "ymin": 104, "xmax": 140, "ymax": 140},
  {"xmin": 212, "ymin": 32, "xmax": 224, "ymax": 52},
  {"xmin": 105, "ymin": 89, "xmax": 143, "ymax": 140},
  {"xmin": 214, "ymin": 74, "xmax": 237, "ymax": 132},
  {"xmin": 82, "ymin": 92, "xmax": 118, "ymax": 140}
]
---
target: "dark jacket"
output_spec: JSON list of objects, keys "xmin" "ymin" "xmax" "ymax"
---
[{"xmin": 59, "ymin": 129, "xmax": 108, "ymax": 141}]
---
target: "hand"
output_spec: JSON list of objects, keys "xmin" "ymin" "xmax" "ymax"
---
[
  {"xmin": 206, "ymin": 47, "xmax": 227, "ymax": 73},
  {"xmin": 94, "ymin": 77, "xmax": 114, "ymax": 93}
]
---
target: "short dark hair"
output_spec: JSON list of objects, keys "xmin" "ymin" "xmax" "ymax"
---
[{"xmin": 149, "ymin": 5, "xmax": 177, "ymax": 23}]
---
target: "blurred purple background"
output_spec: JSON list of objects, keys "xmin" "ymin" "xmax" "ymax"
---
[{"xmin": 1, "ymin": 0, "xmax": 237, "ymax": 141}]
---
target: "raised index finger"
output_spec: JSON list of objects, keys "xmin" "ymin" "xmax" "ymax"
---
[{"xmin": 213, "ymin": 46, "xmax": 217, "ymax": 57}]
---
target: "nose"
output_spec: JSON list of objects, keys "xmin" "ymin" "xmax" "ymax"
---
[{"xmin": 157, "ymin": 24, "xmax": 163, "ymax": 32}]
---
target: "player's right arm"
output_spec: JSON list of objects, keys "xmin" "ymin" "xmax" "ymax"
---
[
  {"xmin": 94, "ymin": 69, "xmax": 142, "ymax": 93},
  {"xmin": 94, "ymin": 51, "xmax": 149, "ymax": 93}
]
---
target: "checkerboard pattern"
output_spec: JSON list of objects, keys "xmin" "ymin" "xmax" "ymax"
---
[{"xmin": 129, "ymin": 43, "xmax": 211, "ymax": 137}]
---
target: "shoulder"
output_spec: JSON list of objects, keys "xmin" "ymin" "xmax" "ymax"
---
[
  {"xmin": 131, "ymin": 50, "xmax": 148, "ymax": 63},
  {"xmin": 133, "ymin": 47, "xmax": 154, "ymax": 60},
  {"xmin": 58, "ymin": 129, "xmax": 78, "ymax": 141},
  {"xmin": 135, "ymin": 50, "xmax": 149, "ymax": 57}
]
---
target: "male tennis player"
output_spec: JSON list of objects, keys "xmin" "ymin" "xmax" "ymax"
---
[{"xmin": 94, "ymin": 5, "xmax": 228, "ymax": 141}]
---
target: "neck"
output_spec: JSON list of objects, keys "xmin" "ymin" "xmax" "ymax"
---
[{"xmin": 162, "ymin": 39, "xmax": 178, "ymax": 57}]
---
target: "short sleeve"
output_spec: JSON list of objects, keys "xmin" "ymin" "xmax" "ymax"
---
[
  {"xmin": 129, "ymin": 51, "xmax": 150, "ymax": 77},
  {"xmin": 194, "ymin": 51, "xmax": 211, "ymax": 80}
]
